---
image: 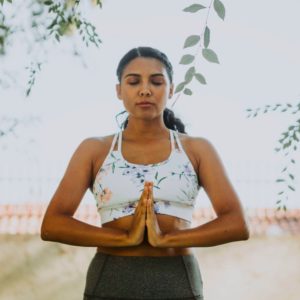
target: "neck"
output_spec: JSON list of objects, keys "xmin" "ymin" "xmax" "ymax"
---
[{"xmin": 122, "ymin": 116, "xmax": 169, "ymax": 140}]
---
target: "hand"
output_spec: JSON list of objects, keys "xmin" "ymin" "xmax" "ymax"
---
[
  {"xmin": 126, "ymin": 181, "xmax": 150, "ymax": 246},
  {"xmin": 146, "ymin": 182, "xmax": 166, "ymax": 247}
]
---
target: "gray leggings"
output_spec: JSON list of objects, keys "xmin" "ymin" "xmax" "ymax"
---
[{"xmin": 83, "ymin": 252, "xmax": 204, "ymax": 300}]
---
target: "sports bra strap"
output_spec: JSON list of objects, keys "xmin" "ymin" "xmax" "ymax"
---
[
  {"xmin": 108, "ymin": 132, "xmax": 119, "ymax": 154},
  {"xmin": 170, "ymin": 129, "xmax": 175, "ymax": 151},
  {"xmin": 173, "ymin": 130, "xmax": 185, "ymax": 153},
  {"xmin": 117, "ymin": 130, "xmax": 122, "ymax": 152}
]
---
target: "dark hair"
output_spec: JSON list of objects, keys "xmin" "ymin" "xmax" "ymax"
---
[{"xmin": 115, "ymin": 46, "xmax": 187, "ymax": 134}]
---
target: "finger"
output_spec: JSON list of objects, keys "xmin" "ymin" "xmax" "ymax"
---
[
  {"xmin": 147, "ymin": 185, "xmax": 153, "ymax": 211},
  {"xmin": 136, "ymin": 187, "xmax": 148, "ymax": 214},
  {"xmin": 147, "ymin": 197, "xmax": 153, "ymax": 216},
  {"xmin": 148, "ymin": 183, "xmax": 153, "ymax": 200},
  {"xmin": 139, "ymin": 183, "xmax": 148, "ymax": 203}
]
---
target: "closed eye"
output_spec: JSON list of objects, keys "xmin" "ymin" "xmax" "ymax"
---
[{"xmin": 127, "ymin": 81, "xmax": 163, "ymax": 86}]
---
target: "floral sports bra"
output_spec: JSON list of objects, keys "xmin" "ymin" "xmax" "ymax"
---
[{"xmin": 92, "ymin": 129, "xmax": 200, "ymax": 224}]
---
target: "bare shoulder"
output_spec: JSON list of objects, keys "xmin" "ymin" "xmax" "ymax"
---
[
  {"xmin": 176, "ymin": 131, "xmax": 211, "ymax": 144},
  {"xmin": 79, "ymin": 133, "xmax": 117, "ymax": 181},
  {"xmin": 176, "ymin": 132, "xmax": 217, "ymax": 163},
  {"xmin": 78, "ymin": 133, "xmax": 115, "ymax": 159}
]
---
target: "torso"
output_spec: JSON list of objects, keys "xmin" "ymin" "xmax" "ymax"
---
[{"xmin": 89, "ymin": 131, "xmax": 200, "ymax": 256}]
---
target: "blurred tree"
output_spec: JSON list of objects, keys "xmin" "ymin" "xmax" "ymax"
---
[
  {"xmin": 246, "ymin": 102, "xmax": 300, "ymax": 210},
  {"xmin": 0, "ymin": 0, "xmax": 102, "ymax": 95},
  {"xmin": 1, "ymin": 0, "xmax": 296, "ymax": 209}
]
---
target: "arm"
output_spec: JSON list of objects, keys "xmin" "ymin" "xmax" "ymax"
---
[
  {"xmin": 148, "ymin": 138, "xmax": 250, "ymax": 248},
  {"xmin": 40, "ymin": 138, "xmax": 130, "ymax": 247}
]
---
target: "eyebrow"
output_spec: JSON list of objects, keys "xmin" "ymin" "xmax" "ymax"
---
[{"xmin": 124, "ymin": 73, "xmax": 165, "ymax": 79}]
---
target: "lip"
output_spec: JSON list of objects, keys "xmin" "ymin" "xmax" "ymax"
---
[
  {"xmin": 137, "ymin": 101, "xmax": 153, "ymax": 105},
  {"xmin": 136, "ymin": 101, "xmax": 154, "ymax": 107}
]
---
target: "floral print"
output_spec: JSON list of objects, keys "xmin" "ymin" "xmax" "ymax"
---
[{"xmin": 92, "ymin": 130, "xmax": 200, "ymax": 224}]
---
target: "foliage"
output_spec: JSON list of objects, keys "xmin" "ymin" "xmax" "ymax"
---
[
  {"xmin": 246, "ymin": 101, "xmax": 300, "ymax": 210},
  {"xmin": 0, "ymin": 0, "xmax": 102, "ymax": 96},
  {"xmin": 172, "ymin": 0, "xmax": 225, "ymax": 107}
]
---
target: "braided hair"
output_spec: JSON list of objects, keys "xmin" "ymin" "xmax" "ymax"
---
[{"xmin": 115, "ymin": 46, "xmax": 187, "ymax": 134}]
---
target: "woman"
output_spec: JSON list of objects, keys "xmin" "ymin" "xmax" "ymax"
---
[{"xmin": 41, "ymin": 46, "xmax": 249, "ymax": 300}]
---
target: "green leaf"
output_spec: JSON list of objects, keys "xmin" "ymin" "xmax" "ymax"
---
[
  {"xmin": 155, "ymin": 172, "xmax": 158, "ymax": 180},
  {"xmin": 194, "ymin": 73, "xmax": 207, "ymax": 84},
  {"xmin": 291, "ymin": 159, "xmax": 295, "ymax": 164},
  {"xmin": 183, "ymin": 35, "xmax": 200, "ymax": 48},
  {"xmin": 293, "ymin": 132, "xmax": 299, "ymax": 142},
  {"xmin": 213, "ymin": 0, "xmax": 225, "ymax": 20},
  {"xmin": 175, "ymin": 82, "xmax": 186, "ymax": 93},
  {"xmin": 283, "ymin": 132, "xmax": 289, "ymax": 138},
  {"xmin": 183, "ymin": 88, "xmax": 193, "ymax": 96},
  {"xmin": 276, "ymin": 179, "xmax": 285, "ymax": 182},
  {"xmin": 44, "ymin": 0, "xmax": 53, "ymax": 5},
  {"xmin": 289, "ymin": 174, "xmax": 295, "ymax": 180},
  {"xmin": 183, "ymin": 4, "xmax": 206, "ymax": 13},
  {"xmin": 26, "ymin": 88, "xmax": 31, "ymax": 97},
  {"xmin": 179, "ymin": 54, "xmax": 195, "ymax": 65},
  {"xmin": 277, "ymin": 191, "xmax": 284, "ymax": 195},
  {"xmin": 281, "ymin": 167, "xmax": 287, "ymax": 172},
  {"xmin": 288, "ymin": 185, "xmax": 295, "ymax": 191},
  {"xmin": 96, "ymin": 0, "xmax": 102, "ymax": 8},
  {"xmin": 204, "ymin": 26, "xmax": 210, "ymax": 48},
  {"xmin": 202, "ymin": 48, "xmax": 220, "ymax": 64},
  {"xmin": 184, "ymin": 67, "xmax": 196, "ymax": 83}
]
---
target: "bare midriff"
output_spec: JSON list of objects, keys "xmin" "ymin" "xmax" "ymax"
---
[{"xmin": 97, "ymin": 214, "xmax": 193, "ymax": 256}]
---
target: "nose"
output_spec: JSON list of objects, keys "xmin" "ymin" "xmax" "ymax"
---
[{"xmin": 139, "ymin": 86, "xmax": 152, "ymax": 97}]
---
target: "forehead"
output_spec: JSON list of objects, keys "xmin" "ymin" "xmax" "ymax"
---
[{"xmin": 122, "ymin": 57, "xmax": 167, "ymax": 76}]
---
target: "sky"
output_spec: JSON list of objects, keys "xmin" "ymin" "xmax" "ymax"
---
[{"xmin": 0, "ymin": 0, "xmax": 300, "ymax": 208}]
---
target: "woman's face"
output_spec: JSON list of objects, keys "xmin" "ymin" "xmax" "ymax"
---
[{"xmin": 116, "ymin": 57, "xmax": 174, "ymax": 121}]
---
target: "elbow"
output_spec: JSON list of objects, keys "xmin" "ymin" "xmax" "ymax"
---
[
  {"xmin": 227, "ymin": 212, "xmax": 250, "ymax": 241},
  {"xmin": 237, "ymin": 218, "xmax": 250, "ymax": 241},
  {"xmin": 240, "ymin": 224, "xmax": 250, "ymax": 240},
  {"xmin": 40, "ymin": 221, "xmax": 51, "ymax": 241},
  {"xmin": 40, "ymin": 216, "xmax": 56, "ymax": 241}
]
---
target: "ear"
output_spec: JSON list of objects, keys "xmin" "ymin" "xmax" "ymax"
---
[
  {"xmin": 116, "ymin": 83, "xmax": 122, "ymax": 100},
  {"xmin": 168, "ymin": 84, "xmax": 174, "ymax": 99}
]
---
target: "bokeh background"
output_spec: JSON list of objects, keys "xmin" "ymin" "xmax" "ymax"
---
[{"xmin": 1, "ymin": 0, "xmax": 300, "ymax": 299}]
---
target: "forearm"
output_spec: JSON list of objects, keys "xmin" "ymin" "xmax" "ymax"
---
[
  {"xmin": 162, "ymin": 213, "xmax": 249, "ymax": 248},
  {"xmin": 41, "ymin": 215, "xmax": 128, "ymax": 247}
]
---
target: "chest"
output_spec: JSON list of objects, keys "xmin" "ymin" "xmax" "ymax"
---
[
  {"xmin": 118, "ymin": 138, "xmax": 198, "ymax": 172},
  {"xmin": 92, "ymin": 134, "xmax": 200, "ymax": 188}
]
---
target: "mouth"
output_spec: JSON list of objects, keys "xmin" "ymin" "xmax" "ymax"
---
[{"xmin": 136, "ymin": 101, "xmax": 154, "ymax": 108}]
